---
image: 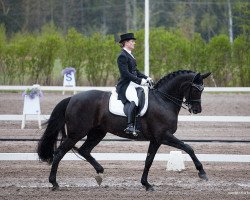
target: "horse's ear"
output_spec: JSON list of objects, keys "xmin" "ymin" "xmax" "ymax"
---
[
  {"xmin": 201, "ymin": 72, "xmax": 211, "ymax": 80},
  {"xmin": 193, "ymin": 73, "xmax": 201, "ymax": 82}
]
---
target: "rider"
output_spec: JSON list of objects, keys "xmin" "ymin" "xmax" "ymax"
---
[{"xmin": 116, "ymin": 33, "xmax": 153, "ymax": 135}]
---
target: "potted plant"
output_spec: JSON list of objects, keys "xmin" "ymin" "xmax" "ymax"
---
[{"xmin": 22, "ymin": 85, "xmax": 43, "ymax": 99}]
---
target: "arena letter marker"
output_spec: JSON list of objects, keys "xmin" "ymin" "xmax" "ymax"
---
[{"xmin": 62, "ymin": 67, "xmax": 76, "ymax": 95}]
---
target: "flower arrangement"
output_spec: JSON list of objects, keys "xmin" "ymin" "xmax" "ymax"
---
[
  {"xmin": 22, "ymin": 87, "xmax": 44, "ymax": 99},
  {"xmin": 62, "ymin": 67, "xmax": 76, "ymax": 75}
]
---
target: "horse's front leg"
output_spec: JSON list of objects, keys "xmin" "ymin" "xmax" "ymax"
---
[
  {"xmin": 141, "ymin": 140, "xmax": 160, "ymax": 191},
  {"xmin": 162, "ymin": 133, "xmax": 208, "ymax": 181}
]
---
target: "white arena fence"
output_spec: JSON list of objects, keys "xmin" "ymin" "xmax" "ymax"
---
[
  {"xmin": 0, "ymin": 86, "xmax": 249, "ymax": 123},
  {"xmin": 0, "ymin": 153, "xmax": 249, "ymax": 162},
  {"xmin": 0, "ymin": 115, "xmax": 250, "ymax": 122},
  {"xmin": 0, "ymin": 85, "xmax": 250, "ymax": 92}
]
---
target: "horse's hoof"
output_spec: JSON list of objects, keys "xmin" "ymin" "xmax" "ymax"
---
[
  {"xmin": 145, "ymin": 184, "xmax": 155, "ymax": 191},
  {"xmin": 95, "ymin": 173, "xmax": 103, "ymax": 186},
  {"xmin": 198, "ymin": 172, "xmax": 208, "ymax": 181},
  {"xmin": 147, "ymin": 186, "xmax": 155, "ymax": 191},
  {"xmin": 51, "ymin": 183, "xmax": 59, "ymax": 191}
]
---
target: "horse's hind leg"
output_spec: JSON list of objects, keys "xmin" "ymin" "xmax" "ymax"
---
[
  {"xmin": 49, "ymin": 137, "xmax": 79, "ymax": 190},
  {"xmin": 76, "ymin": 128, "xmax": 106, "ymax": 185}
]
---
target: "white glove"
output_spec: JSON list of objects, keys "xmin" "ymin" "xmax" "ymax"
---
[
  {"xmin": 147, "ymin": 77, "xmax": 154, "ymax": 88},
  {"xmin": 140, "ymin": 78, "xmax": 149, "ymax": 86}
]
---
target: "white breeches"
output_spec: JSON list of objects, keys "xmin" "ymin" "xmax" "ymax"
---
[{"xmin": 125, "ymin": 81, "xmax": 142, "ymax": 106}]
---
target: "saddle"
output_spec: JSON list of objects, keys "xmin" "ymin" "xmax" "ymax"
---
[{"xmin": 109, "ymin": 86, "xmax": 149, "ymax": 117}]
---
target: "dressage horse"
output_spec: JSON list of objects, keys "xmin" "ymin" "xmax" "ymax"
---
[{"xmin": 37, "ymin": 70, "xmax": 211, "ymax": 191}]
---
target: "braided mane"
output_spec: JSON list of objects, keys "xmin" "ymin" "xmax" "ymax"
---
[{"xmin": 154, "ymin": 70, "xmax": 194, "ymax": 88}]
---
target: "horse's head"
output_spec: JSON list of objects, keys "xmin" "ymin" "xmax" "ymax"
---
[
  {"xmin": 182, "ymin": 72, "xmax": 211, "ymax": 114},
  {"xmin": 155, "ymin": 70, "xmax": 211, "ymax": 114}
]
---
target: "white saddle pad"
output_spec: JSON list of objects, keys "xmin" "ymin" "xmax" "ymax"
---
[{"xmin": 109, "ymin": 87, "xmax": 149, "ymax": 117}]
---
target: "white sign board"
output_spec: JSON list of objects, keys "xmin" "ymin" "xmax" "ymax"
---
[
  {"xmin": 167, "ymin": 151, "xmax": 185, "ymax": 171},
  {"xmin": 63, "ymin": 72, "xmax": 76, "ymax": 87},
  {"xmin": 22, "ymin": 95, "xmax": 41, "ymax": 129},
  {"xmin": 23, "ymin": 95, "xmax": 41, "ymax": 114}
]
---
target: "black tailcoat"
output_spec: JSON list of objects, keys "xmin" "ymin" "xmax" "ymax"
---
[{"xmin": 116, "ymin": 49, "xmax": 147, "ymax": 104}]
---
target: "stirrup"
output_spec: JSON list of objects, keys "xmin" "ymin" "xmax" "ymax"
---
[
  {"xmin": 124, "ymin": 126, "xmax": 140, "ymax": 137},
  {"xmin": 132, "ymin": 130, "xmax": 139, "ymax": 137},
  {"xmin": 124, "ymin": 124, "xmax": 139, "ymax": 136},
  {"xmin": 124, "ymin": 124, "xmax": 134, "ymax": 134},
  {"xmin": 133, "ymin": 126, "xmax": 141, "ymax": 137}
]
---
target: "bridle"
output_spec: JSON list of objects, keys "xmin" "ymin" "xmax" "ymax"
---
[
  {"xmin": 155, "ymin": 79, "xmax": 204, "ymax": 112},
  {"xmin": 186, "ymin": 83, "xmax": 204, "ymax": 104}
]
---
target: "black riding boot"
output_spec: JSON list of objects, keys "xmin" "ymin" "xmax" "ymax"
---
[{"xmin": 124, "ymin": 101, "xmax": 140, "ymax": 135}]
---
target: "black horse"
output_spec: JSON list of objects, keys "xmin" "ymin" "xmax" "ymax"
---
[{"xmin": 37, "ymin": 70, "xmax": 211, "ymax": 191}]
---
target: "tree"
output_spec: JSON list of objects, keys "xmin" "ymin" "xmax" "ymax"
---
[
  {"xmin": 0, "ymin": 24, "xmax": 7, "ymax": 84},
  {"xmin": 9, "ymin": 32, "xmax": 36, "ymax": 84},
  {"xmin": 233, "ymin": 1, "xmax": 250, "ymax": 38},
  {"xmin": 233, "ymin": 35, "xmax": 250, "ymax": 86},
  {"xmin": 84, "ymin": 33, "xmax": 119, "ymax": 86},
  {"xmin": 60, "ymin": 28, "xmax": 87, "ymax": 83},
  {"xmin": 206, "ymin": 34, "xmax": 232, "ymax": 86},
  {"xmin": 31, "ymin": 23, "xmax": 63, "ymax": 85}
]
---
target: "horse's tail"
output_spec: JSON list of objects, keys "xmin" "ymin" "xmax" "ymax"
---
[{"xmin": 37, "ymin": 97, "xmax": 71, "ymax": 164}]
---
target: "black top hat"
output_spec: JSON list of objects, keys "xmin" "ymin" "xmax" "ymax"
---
[{"xmin": 119, "ymin": 33, "xmax": 136, "ymax": 43}]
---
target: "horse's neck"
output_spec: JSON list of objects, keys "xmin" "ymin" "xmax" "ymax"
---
[
  {"xmin": 154, "ymin": 72, "xmax": 195, "ymax": 114},
  {"xmin": 157, "ymin": 73, "xmax": 194, "ymax": 97},
  {"xmin": 157, "ymin": 80, "xmax": 184, "ymax": 99}
]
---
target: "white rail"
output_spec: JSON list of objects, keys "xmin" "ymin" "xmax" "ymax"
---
[
  {"xmin": 0, "ymin": 115, "xmax": 250, "ymax": 122},
  {"xmin": 0, "ymin": 153, "xmax": 249, "ymax": 162},
  {"xmin": 0, "ymin": 86, "xmax": 250, "ymax": 92}
]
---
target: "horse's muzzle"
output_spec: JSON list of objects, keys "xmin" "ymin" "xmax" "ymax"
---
[{"xmin": 189, "ymin": 104, "xmax": 202, "ymax": 114}]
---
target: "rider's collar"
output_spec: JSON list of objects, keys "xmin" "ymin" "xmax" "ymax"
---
[{"xmin": 123, "ymin": 47, "xmax": 133, "ymax": 57}]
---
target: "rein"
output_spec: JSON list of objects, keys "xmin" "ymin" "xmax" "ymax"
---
[
  {"xmin": 156, "ymin": 89, "xmax": 189, "ymax": 110},
  {"xmin": 152, "ymin": 72, "xmax": 204, "ymax": 112},
  {"xmin": 155, "ymin": 82, "xmax": 203, "ymax": 112}
]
